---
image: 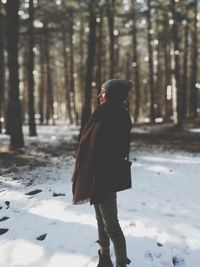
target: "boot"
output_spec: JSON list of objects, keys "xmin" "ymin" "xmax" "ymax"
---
[
  {"xmin": 116, "ymin": 257, "xmax": 131, "ymax": 267},
  {"xmin": 97, "ymin": 249, "xmax": 113, "ymax": 267}
]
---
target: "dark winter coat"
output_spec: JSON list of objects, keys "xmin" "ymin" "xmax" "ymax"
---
[{"xmin": 72, "ymin": 101, "xmax": 132, "ymax": 205}]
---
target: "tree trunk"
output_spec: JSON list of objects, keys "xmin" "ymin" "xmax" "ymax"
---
[
  {"xmin": 0, "ymin": 1, "xmax": 5, "ymax": 133},
  {"xmin": 62, "ymin": 27, "xmax": 73, "ymax": 124},
  {"xmin": 132, "ymin": 0, "xmax": 140, "ymax": 123},
  {"xmin": 21, "ymin": 47, "xmax": 28, "ymax": 125},
  {"xmin": 69, "ymin": 16, "xmax": 78, "ymax": 125},
  {"xmin": 6, "ymin": 0, "xmax": 24, "ymax": 148},
  {"xmin": 80, "ymin": 0, "xmax": 97, "ymax": 132},
  {"xmin": 190, "ymin": 0, "xmax": 198, "ymax": 118},
  {"xmin": 182, "ymin": 20, "xmax": 189, "ymax": 119},
  {"xmin": 171, "ymin": 0, "xmax": 183, "ymax": 129},
  {"xmin": 96, "ymin": 8, "xmax": 103, "ymax": 99},
  {"xmin": 43, "ymin": 22, "xmax": 54, "ymax": 125},
  {"xmin": 125, "ymin": 52, "xmax": 131, "ymax": 80},
  {"xmin": 147, "ymin": 0, "xmax": 155, "ymax": 122},
  {"xmin": 163, "ymin": 13, "xmax": 172, "ymax": 121},
  {"xmin": 154, "ymin": 41, "xmax": 162, "ymax": 117},
  {"xmin": 107, "ymin": 0, "xmax": 116, "ymax": 78},
  {"xmin": 28, "ymin": 0, "xmax": 37, "ymax": 136},
  {"xmin": 78, "ymin": 17, "xmax": 85, "ymax": 113},
  {"xmin": 39, "ymin": 39, "xmax": 45, "ymax": 125}
]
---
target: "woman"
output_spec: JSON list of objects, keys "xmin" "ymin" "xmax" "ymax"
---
[{"xmin": 72, "ymin": 79, "xmax": 132, "ymax": 267}]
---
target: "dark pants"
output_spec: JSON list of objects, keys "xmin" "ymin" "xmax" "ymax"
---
[{"xmin": 94, "ymin": 192, "xmax": 128, "ymax": 267}]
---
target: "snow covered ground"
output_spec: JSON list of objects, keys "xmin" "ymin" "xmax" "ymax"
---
[{"xmin": 0, "ymin": 125, "xmax": 200, "ymax": 267}]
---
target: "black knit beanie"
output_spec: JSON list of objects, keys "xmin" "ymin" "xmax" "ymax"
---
[{"xmin": 101, "ymin": 79, "xmax": 132, "ymax": 103}]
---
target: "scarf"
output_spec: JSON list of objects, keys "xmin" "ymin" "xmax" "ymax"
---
[{"xmin": 72, "ymin": 106, "xmax": 103, "ymax": 204}]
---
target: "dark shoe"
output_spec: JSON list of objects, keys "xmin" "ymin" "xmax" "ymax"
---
[
  {"xmin": 126, "ymin": 257, "xmax": 131, "ymax": 264},
  {"xmin": 116, "ymin": 257, "xmax": 131, "ymax": 267},
  {"xmin": 97, "ymin": 250, "xmax": 113, "ymax": 267}
]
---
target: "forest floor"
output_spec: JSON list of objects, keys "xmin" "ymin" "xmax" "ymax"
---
[
  {"xmin": 132, "ymin": 121, "xmax": 200, "ymax": 152},
  {"xmin": 0, "ymin": 123, "xmax": 200, "ymax": 267}
]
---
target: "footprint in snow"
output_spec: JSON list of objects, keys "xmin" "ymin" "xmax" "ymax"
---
[
  {"xmin": 25, "ymin": 189, "xmax": 42, "ymax": 195},
  {"xmin": 0, "ymin": 228, "xmax": 9, "ymax": 235},
  {"xmin": 129, "ymin": 221, "xmax": 136, "ymax": 227},
  {"xmin": 156, "ymin": 242, "xmax": 163, "ymax": 247},
  {"xmin": 172, "ymin": 255, "xmax": 185, "ymax": 267},
  {"xmin": 154, "ymin": 252, "xmax": 162, "ymax": 259},
  {"xmin": 0, "ymin": 216, "xmax": 9, "ymax": 222},
  {"xmin": 36, "ymin": 233, "xmax": 47, "ymax": 241},
  {"xmin": 144, "ymin": 251, "xmax": 154, "ymax": 262},
  {"xmin": 53, "ymin": 192, "xmax": 66, "ymax": 197},
  {"xmin": 5, "ymin": 201, "xmax": 10, "ymax": 209},
  {"xmin": 12, "ymin": 177, "xmax": 19, "ymax": 180},
  {"xmin": 25, "ymin": 180, "xmax": 34, "ymax": 187}
]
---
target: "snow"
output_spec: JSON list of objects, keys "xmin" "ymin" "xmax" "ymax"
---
[{"xmin": 0, "ymin": 124, "xmax": 200, "ymax": 267}]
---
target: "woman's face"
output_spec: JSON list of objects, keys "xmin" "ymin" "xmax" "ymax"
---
[{"xmin": 98, "ymin": 91, "xmax": 107, "ymax": 105}]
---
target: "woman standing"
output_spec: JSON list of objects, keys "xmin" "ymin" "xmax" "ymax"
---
[{"xmin": 72, "ymin": 79, "xmax": 132, "ymax": 267}]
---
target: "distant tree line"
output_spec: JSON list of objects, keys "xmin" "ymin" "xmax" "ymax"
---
[{"xmin": 0, "ymin": 0, "xmax": 199, "ymax": 148}]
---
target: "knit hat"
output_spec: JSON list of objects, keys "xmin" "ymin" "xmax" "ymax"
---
[{"xmin": 100, "ymin": 79, "xmax": 132, "ymax": 103}]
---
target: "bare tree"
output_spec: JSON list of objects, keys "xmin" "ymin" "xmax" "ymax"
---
[
  {"xmin": 96, "ymin": 7, "xmax": 103, "ymax": 97},
  {"xmin": 81, "ymin": 0, "xmax": 97, "ymax": 131},
  {"xmin": 147, "ymin": 0, "xmax": 155, "ymax": 122},
  {"xmin": 171, "ymin": 0, "xmax": 183, "ymax": 129},
  {"xmin": 43, "ymin": 22, "xmax": 54, "ymax": 125},
  {"xmin": 0, "ymin": 1, "xmax": 5, "ymax": 133},
  {"xmin": 38, "ymin": 38, "xmax": 45, "ymax": 125},
  {"xmin": 28, "ymin": 0, "xmax": 37, "ymax": 136},
  {"xmin": 190, "ymin": 0, "xmax": 198, "ymax": 118},
  {"xmin": 132, "ymin": 0, "xmax": 140, "ymax": 122},
  {"xmin": 6, "ymin": 0, "xmax": 24, "ymax": 148},
  {"xmin": 162, "ymin": 11, "xmax": 172, "ymax": 121},
  {"xmin": 69, "ymin": 14, "xmax": 78, "ymax": 125},
  {"xmin": 62, "ymin": 26, "xmax": 73, "ymax": 124},
  {"xmin": 106, "ymin": 0, "xmax": 116, "ymax": 78},
  {"xmin": 182, "ymin": 19, "xmax": 189, "ymax": 119}
]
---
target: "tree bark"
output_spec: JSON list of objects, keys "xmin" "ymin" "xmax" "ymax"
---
[
  {"xmin": 182, "ymin": 20, "xmax": 189, "ymax": 119},
  {"xmin": 190, "ymin": 0, "xmax": 198, "ymax": 118},
  {"xmin": 62, "ymin": 27, "xmax": 73, "ymax": 124},
  {"xmin": 171, "ymin": 0, "xmax": 183, "ymax": 129},
  {"xmin": 0, "ymin": 1, "xmax": 5, "ymax": 133},
  {"xmin": 6, "ymin": 0, "xmax": 24, "ymax": 148},
  {"xmin": 154, "ymin": 41, "xmax": 162, "ymax": 117},
  {"xmin": 38, "ymin": 39, "xmax": 45, "ymax": 125},
  {"xmin": 21, "ymin": 47, "xmax": 28, "ymax": 125},
  {"xmin": 96, "ymin": 8, "xmax": 103, "ymax": 101},
  {"xmin": 132, "ymin": 0, "xmax": 140, "ymax": 123},
  {"xmin": 80, "ymin": 0, "xmax": 97, "ymax": 132},
  {"xmin": 69, "ymin": 16, "xmax": 78, "ymax": 125},
  {"xmin": 43, "ymin": 22, "xmax": 54, "ymax": 125},
  {"xmin": 28, "ymin": 0, "xmax": 37, "ymax": 136},
  {"xmin": 147, "ymin": 0, "xmax": 155, "ymax": 122},
  {"xmin": 78, "ymin": 17, "xmax": 85, "ymax": 111},
  {"xmin": 163, "ymin": 12, "xmax": 172, "ymax": 121},
  {"xmin": 107, "ymin": 0, "xmax": 116, "ymax": 78}
]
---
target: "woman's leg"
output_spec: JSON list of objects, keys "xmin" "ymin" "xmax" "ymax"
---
[
  {"xmin": 94, "ymin": 204, "xmax": 110, "ymax": 252},
  {"xmin": 98, "ymin": 192, "xmax": 129, "ymax": 267}
]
